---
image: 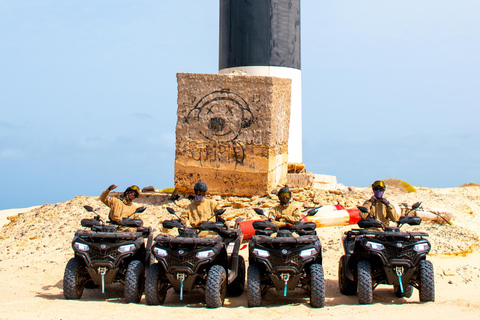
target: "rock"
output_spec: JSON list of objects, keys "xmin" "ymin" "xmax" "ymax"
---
[
  {"xmin": 293, "ymin": 194, "xmax": 307, "ymax": 202},
  {"xmin": 232, "ymin": 202, "xmax": 248, "ymax": 209},
  {"xmin": 175, "ymin": 199, "xmax": 191, "ymax": 209},
  {"xmin": 268, "ymin": 194, "xmax": 278, "ymax": 200},
  {"xmin": 141, "ymin": 186, "xmax": 155, "ymax": 192},
  {"xmin": 303, "ymin": 201, "xmax": 315, "ymax": 208}
]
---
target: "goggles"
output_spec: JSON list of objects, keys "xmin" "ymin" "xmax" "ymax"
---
[
  {"xmin": 278, "ymin": 192, "xmax": 291, "ymax": 199},
  {"xmin": 373, "ymin": 181, "xmax": 385, "ymax": 189},
  {"xmin": 127, "ymin": 190, "xmax": 139, "ymax": 197}
]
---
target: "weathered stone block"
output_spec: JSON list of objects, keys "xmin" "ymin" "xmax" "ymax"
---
[
  {"xmin": 174, "ymin": 72, "xmax": 291, "ymax": 197},
  {"xmin": 286, "ymin": 172, "xmax": 339, "ymax": 190}
]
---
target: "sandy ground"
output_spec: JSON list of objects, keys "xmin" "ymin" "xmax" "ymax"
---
[
  {"xmin": 0, "ymin": 206, "xmax": 41, "ymax": 228},
  {"xmin": 0, "ymin": 187, "xmax": 479, "ymax": 320}
]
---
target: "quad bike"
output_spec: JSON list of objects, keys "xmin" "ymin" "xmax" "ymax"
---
[
  {"xmin": 247, "ymin": 208, "xmax": 325, "ymax": 308},
  {"xmin": 145, "ymin": 207, "xmax": 245, "ymax": 308},
  {"xmin": 63, "ymin": 205, "xmax": 153, "ymax": 303},
  {"xmin": 338, "ymin": 202, "xmax": 435, "ymax": 304}
]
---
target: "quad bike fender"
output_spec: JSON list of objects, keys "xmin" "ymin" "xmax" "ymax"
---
[
  {"xmin": 156, "ymin": 257, "xmax": 169, "ymax": 274},
  {"xmin": 145, "ymin": 235, "xmax": 153, "ymax": 269},
  {"xmin": 250, "ymin": 256, "xmax": 273, "ymax": 273},
  {"xmin": 86, "ymin": 267, "xmax": 119, "ymax": 285},
  {"xmin": 228, "ymin": 255, "xmax": 239, "ymax": 284},
  {"xmin": 343, "ymin": 255, "xmax": 356, "ymax": 282},
  {"xmin": 208, "ymin": 247, "xmax": 229, "ymax": 272},
  {"xmin": 409, "ymin": 253, "xmax": 430, "ymax": 268},
  {"xmin": 342, "ymin": 236, "xmax": 354, "ymax": 253},
  {"xmin": 74, "ymin": 252, "xmax": 92, "ymax": 267},
  {"xmin": 226, "ymin": 237, "xmax": 243, "ymax": 283}
]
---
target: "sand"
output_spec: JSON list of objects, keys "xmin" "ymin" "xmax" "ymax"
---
[{"xmin": 0, "ymin": 186, "xmax": 479, "ymax": 320}]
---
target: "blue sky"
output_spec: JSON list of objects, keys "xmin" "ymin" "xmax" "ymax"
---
[{"xmin": 1, "ymin": 1, "xmax": 479, "ymax": 209}]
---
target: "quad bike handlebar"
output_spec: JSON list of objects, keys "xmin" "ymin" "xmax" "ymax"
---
[
  {"xmin": 163, "ymin": 207, "xmax": 232, "ymax": 238},
  {"xmin": 357, "ymin": 202, "xmax": 423, "ymax": 230}
]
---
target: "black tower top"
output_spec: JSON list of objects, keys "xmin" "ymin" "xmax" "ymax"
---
[{"xmin": 219, "ymin": 0, "xmax": 301, "ymax": 70}]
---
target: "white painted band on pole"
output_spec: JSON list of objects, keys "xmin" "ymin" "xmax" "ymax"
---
[{"xmin": 219, "ymin": 66, "xmax": 303, "ymax": 164}]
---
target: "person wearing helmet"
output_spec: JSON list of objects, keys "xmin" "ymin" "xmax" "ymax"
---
[
  {"xmin": 269, "ymin": 186, "xmax": 301, "ymax": 228},
  {"xmin": 99, "ymin": 184, "xmax": 141, "ymax": 223},
  {"xmin": 181, "ymin": 181, "xmax": 221, "ymax": 228},
  {"xmin": 360, "ymin": 180, "xmax": 399, "ymax": 226}
]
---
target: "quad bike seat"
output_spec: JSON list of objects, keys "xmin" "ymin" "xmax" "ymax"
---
[
  {"xmin": 200, "ymin": 222, "xmax": 240, "ymax": 239},
  {"xmin": 255, "ymin": 229, "xmax": 275, "ymax": 236},
  {"xmin": 92, "ymin": 225, "xmax": 117, "ymax": 233}
]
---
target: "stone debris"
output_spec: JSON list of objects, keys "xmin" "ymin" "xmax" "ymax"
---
[{"xmin": 0, "ymin": 186, "xmax": 479, "ymax": 263}]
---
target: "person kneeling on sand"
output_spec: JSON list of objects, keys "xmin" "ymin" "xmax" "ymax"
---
[
  {"xmin": 360, "ymin": 180, "xmax": 399, "ymax": 227},
  {"xmin": 99, "ymin": 184, "xmax": 141, "ymax": 224}
]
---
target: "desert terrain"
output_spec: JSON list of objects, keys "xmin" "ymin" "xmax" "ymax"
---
[{"xmin": 0, "ymin": 185, "xmax": 479, "ymax": 319}]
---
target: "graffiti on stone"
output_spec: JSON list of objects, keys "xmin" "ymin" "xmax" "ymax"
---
[
  {"xmin": 185, "ymin": 89, "xmax": 255, "ymax": 141},
  {"xmin": 190, "ymin": 140, "xmax": 246, "ymax": 167},
  {"xmin": 184, "ymin": 89, "xmax": 256, "ymax": 167}
]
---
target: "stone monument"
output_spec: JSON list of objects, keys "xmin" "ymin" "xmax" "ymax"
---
[{"xmin": 174, "ymin": 72, "xmax": 291, "ymax": 197}]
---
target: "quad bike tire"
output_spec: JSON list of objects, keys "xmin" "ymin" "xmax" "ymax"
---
[
  {"xmin": 63, "ymin": 257, "xmax": 88, "ymax": 299},
  {"xmin": 205, "ymin": 265, "xmax": 227, "ymax": 308},
  {"xmin": 145, "ymin": 263, "xmax": 168, "ymax": 305},
  {"xmin": 247, "ymin": 263, "xmax": 262, "ymax": 307},
  {"xmin": 419, "ymin": 260, "xmax": 435, "ymax": 302},
  {"xmin": 310, "ymin": 263, "xmax": 325, "ymax": 308},
  {"xmin": 124, "ymin": 260, "xmax": 145, "ymax": 304},
  {"xmin": 357, "ymin": 260, "xmax": 373, "ymax": 304},
  {"xmin": 338, "ymin": 255, "xmax": 357, "ymax": 295},
  {"xmin": 394, "ymin": 284, "xmax": 414, "ymax": 298},
  {"xmin": 227, "ymin": 256, "xmax": 246, "ymax": 296}
]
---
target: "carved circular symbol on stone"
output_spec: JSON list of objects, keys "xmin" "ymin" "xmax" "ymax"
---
[
  {"xmin": 185, "ymin": 90, "xmax": 254, "ymax": 142},
  {"xmin": 209, "ymin": 117, "xmax": 226, "ymax": 133}
]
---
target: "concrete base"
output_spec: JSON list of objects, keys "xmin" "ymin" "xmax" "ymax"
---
[{"xmin": 287, "ymin": 173, "xmax": 338, "ymax": 190}]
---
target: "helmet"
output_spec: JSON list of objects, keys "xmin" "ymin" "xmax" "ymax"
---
[
  {"xmin": 194, "ymin": 181, "xmax": 208, "ymax": 194},
  {"xmin": 277, "ymin": 186, "xmax": 292, "ymax": 204},
  {"xmin": 372, "ymin": 180, "xmax": 386, "ymax": 191},
  {"xmin": 124, "ymin": 185, "xmax": 140, "ymax": 198}
]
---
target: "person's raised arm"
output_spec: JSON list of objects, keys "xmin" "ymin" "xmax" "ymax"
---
[{"xmin": 100, "ymin": 184, "xmax": 117, "ymax": 206}]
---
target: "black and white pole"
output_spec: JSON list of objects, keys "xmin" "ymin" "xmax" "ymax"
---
[{"xmin": 219, "ymin": 0, "xmax": 303, "ymax": 166}]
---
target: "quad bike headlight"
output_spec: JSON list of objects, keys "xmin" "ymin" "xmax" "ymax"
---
[
  {"xmin": 196, "ymin": 250, "xmax": 215, "ymax": 259},
  {"xmin": 413, "ymin": 242, "xmax": 430, "ymax": 252},
  {"xmin": 299, "ymin": 248, "xmax": 317, "ymax": 258},
  {"xmin": 153, "ymin": 247, "xmax": 168, "ymax": 257},
  {"xmin": 74, "ymin": 242, "xmax": 89, "ymax": 252},
  {"xmin": 118, "ymin": 244, "xmax": 135, "ymax": 253},
  {"xmin": 365, "ymin": 241, "xmax": 385, "ymax": 250},
  {"xmin": 253, "ymin": 248, "xmax": 270, "ymax": 258}
]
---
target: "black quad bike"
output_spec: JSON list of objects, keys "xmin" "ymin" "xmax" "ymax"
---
[
  {"xmin": 338, "ymin": 202, "xmax": 435, "ymax": 304},
  {"xmin": 145, "ymin": 207, "xmax": 245, "ymax": 308},
  {"xmin": 63, "ymin": 205, "xmax": 153, "ymax": 303},
  {"xmin": 247, "ymin": 208, "xmax": 325, "ymax": 308}
]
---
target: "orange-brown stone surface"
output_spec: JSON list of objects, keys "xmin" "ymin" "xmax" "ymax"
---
[{"xmin": 174, "ymin": 72, "xmax": 291, "ymax": 197}]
